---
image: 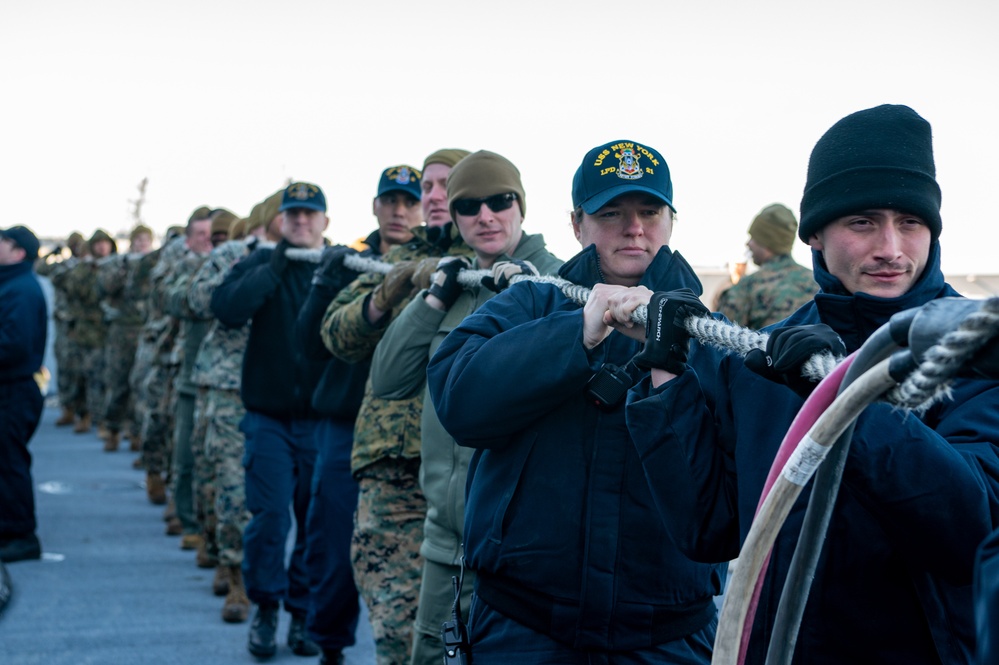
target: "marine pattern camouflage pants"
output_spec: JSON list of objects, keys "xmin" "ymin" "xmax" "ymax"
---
[
  {"xmin": 82, "ymin": 345, "xmax": 106, "ymax": 426},
  {"xmin": 351, "ymin": 457, "xmax": 426, "ymax": 665},
  {"xmin": 190, "ymin": 387, "xmax": 213, "ymax": 553},
  {"xmin": 204, "ymin": 388, "xmax": 249, "ymax": 567},
  {"xmin": 128, "ymin": 338, "xmax": 156, "ymax": 442},
  {"xmin": 53, "ymin": 320, "xmax": 77, "ymax": 409},
  {"xmin": 102, "ymin": 323, "xmax": 141, "ymax": 436},
  {"xmin": 139, "ymin": 362, "xmax": 177, "ymax": 475}
]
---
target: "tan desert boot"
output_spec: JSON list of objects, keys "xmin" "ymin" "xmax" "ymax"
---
[{"xmin": 222, "ymin": 566, "xmax": 250, "ymax": 623}]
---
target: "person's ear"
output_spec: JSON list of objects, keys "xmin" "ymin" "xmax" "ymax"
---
[
  {"xmin": 571, "ymin": 213, "xmax": 582, "ymax": 243},
  {"xmin": 807, "ymin": 232, "xmax": 824, "ymax": 251}
]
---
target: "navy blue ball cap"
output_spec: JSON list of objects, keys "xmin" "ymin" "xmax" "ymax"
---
[
  {"xmin": 279, "ymin": 182, "xmax": 327, "ymax": 213},
  {"xmin": 572, "ymin": 140, "xmax": 674, "ymax": 215},
  {"xmin": 376, "ymin": 165, "xmax": 422, "ymax": 200},
  {"xmin": 0, "ymin": 225, "xmax": 40, "ymax": 260}
]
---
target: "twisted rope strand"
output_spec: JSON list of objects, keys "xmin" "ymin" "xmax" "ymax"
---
[{"xmin": 888, "ymin": 298, "xmax": 999, "ymax": 410}]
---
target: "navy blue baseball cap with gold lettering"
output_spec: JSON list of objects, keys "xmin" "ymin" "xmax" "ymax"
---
[
  {"xmin": 279, "ymin": 182, "xmax": 327, "ymax": 213},
  {"xmin": 571, "ymin": 140, "xmax": 674, "ymax": 214},
  {"xmin": 376, "ymin": 165, "xmax": 422, "ymax": 200}
]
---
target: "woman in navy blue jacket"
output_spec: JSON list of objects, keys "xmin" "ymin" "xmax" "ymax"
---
[{"xmin": 428, "ymin": 141, "xmax": 723, "ymax": 664}]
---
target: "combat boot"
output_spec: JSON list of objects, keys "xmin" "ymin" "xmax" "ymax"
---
[
  {"xmin": 320, "ymin": 650, "xmax": 344, "ymax": 665},
  {"xmin": 73, "ymin": 413, "xmax": 91, "ymax": 434},
  {"xmin": 55, "ymin": 407, "xmax": 75, "ymax": 426},
  {"xmin": 102, "ymin": 430, "xmax": 120, "ymax": 452},
  {"xmin": 180, "ymin": 533, "xmax": 203, "ymax": 551},
  {"xmin": 197, "ymin": 539, "xmax": 218, "ymax": 569},
  {"xmin": 222, "ymin": 565, "xmax": 250, "ymax": 623},
  {"xmin": 165, "ymin": 517, "xmax": 183, "ymax": 536},
  {"xmin": 287, "ymin": 611, "xmax": 320, "ymax": 656},
  {"xmin": 247, "ymin": 602, "xmax": 279, "ymax": 658},
  {"xmin": 146, "ymin": 472, "xmax": 167, "ymax": 505},
  {"xmin": 211, "ymin": 564, "xmax": 230, "ymax": 595},
  {"xmin": 128, "ymin": 434, "xmax": 141, "ymax": 452}
]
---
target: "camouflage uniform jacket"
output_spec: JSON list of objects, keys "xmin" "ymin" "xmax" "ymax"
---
[
  {"xmin": 370, "ymin": 232, "xmax": 564, "ymax": 566},
  {"xmin": 189, "ymin": 239, "xmax": 254, "ymax": 392},
  {"xmin": 716, "ymin": 254, "xmax": 818, "ymax": 330},
  {"xmin": 164, "ymin": 250, "xmax": 211, "ymax": 395},
  {"xmin": 131, "ymin": 246, "xmax": 164, "ymax": 351},
  {"xmin": 97, "ymin": 253, "xmax": 148, "ymax": 326},
  {"xmin": 38, "ymin": 256, "xmax": 78, "ymax": 322},
  {"xmin": 145, "ymin": 237, "xmax": 187, "ymax": 365},
  {"xmin": 321, "ymin": 223, "xmax": 474, "ymax": 474},
  {"xmin": 60, "ymin": 257, "xmax": 107, "ymax": 348}
]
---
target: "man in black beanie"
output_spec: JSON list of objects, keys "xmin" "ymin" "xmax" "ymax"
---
[{"xmin": 619, "ymin": 104, "xmax": 999, "ymax": 663}]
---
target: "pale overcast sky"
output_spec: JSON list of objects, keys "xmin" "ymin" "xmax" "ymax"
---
[{"xmin": 2, "ymin": 0, "xmax": 997, "ymax": 274}]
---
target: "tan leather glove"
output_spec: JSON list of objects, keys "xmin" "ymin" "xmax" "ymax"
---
[
  {"xmin": 411, "ymin": 256, "xmax": 444, "ymax": 291},
  {"xmin": 371, "ymin": 260, "xmax": 417, "ymax": 312},
  {"xmin": 482, "ymin": 259, "xmax": 538, "ymax": 292}
]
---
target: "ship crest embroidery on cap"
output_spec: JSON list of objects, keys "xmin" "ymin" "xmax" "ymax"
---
[
  {"xmin": 288, "ymin": 183, "xmax": 318, "ymax": 201},
  {"xmin": 385, "ymin": 165, "xmax": 419, "ymax": 184},
  {"xmin": 615, "ymin": 147, "xmax": 643, "ymax": 180}
]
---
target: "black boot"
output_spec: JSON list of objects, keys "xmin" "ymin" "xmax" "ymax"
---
[
  {"xmin": 0, "ymin": 533, "xmax": 41, "ymax": 563},
  {"xmin": 320, "ymin": 649, "xmax": 344, "ymax": 665},
  {"xmin": 287, "ymin": 611, "xmax": 320, "ymax": 656},
  {"xmin": 247, "ymin": 603, "xmax": 278, "ymax": 658}
]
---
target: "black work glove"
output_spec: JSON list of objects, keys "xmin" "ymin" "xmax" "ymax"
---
[
  {"xmin": 411, "ymin": 256, "xmax": 443, "ymax": 291},
  {"xmin": 481, "ymin": 259, "xmax": 538, "ymax": 293},
  {"xmin": 633, "ymin": 289, "xmax": 709, "ymax": 374},
  {"xmin": 426, "ymin": 257, "xmax": 470, "ymax": 309},
  {"xmin": 269, "ymin": 239, "xmax": 290, "ymax": 276},
  {"xmin": 745, "ymin": 324, "xmax": 846, "ymax": 398},
  {"xmin": 966, "ymin": 340, "xmax": 999, "ymax": 380},
  {"xmin": 312, "ymin": 245, "xmax": 358, "ymax": 292}
]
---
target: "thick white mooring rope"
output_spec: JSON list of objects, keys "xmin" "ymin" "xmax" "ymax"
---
[{"xmin": 281, "ymin": 249, "xmax": 996, "ymax": 412}]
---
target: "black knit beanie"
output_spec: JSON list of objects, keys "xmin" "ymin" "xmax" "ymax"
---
[{"xmin": 799, "ymin": 104, "xmax": 942, "ymax": 242}]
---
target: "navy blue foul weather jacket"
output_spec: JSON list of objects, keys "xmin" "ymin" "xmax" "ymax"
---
[
  {"xmin": 627, "ymin": 241, "xmax": 999, "ymax": 664},
  {"xmin": 428, "ymin": 244, "xmax": 724, "ymax": 651},
  {"xmin": 211, "ymin": 241, "xmax": 326, "ymax": 419},
  {"xmin": 295, "ymin": 230, "xmax": 381, "ymax": 421},
  {"xmin": 0, "ymin": 260, "xmax": 47, "ymax": 382}
]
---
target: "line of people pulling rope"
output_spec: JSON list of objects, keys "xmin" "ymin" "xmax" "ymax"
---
[
  {"xmin": 3, "ymin": 102, "xmax": 999, "ymax": 665},
  {"xmin": 282, "ymin": 105, "xmax": 999, "ymax": 665},
  {"xmin": 288, "ymin": 211, "xmax": 999, "ymax": 665}
]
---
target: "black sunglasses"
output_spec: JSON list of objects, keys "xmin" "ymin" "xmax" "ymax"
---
[{"xmin": 452, "ymin": 192, "xmax": 517, "ymax": 217}]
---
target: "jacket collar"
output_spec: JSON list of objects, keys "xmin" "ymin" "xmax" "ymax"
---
[
  {"xmin": 0, "ymin": 259, "xmax": 33, "ymax": 282},
  {"xmin": 558, "ymin": 244, "xmax": 702, "ymax": 295},
  {"xmin": 810, "ymin": 240, "xmax": 960, "ymax": 351}
]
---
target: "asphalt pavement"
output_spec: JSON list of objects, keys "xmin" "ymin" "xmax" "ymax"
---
[{"xmin": 0, "ymin": 406, "xmax": 376, "ymax": 665}]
